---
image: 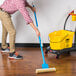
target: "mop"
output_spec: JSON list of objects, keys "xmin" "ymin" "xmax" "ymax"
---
[{"xmin": 33, "ymin": 5, "xmax": 56, "ymax": 74}]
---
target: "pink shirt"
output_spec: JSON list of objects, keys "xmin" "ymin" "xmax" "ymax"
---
[{"xmin": 0, "ymin": 0, "xmax": 33, "ymax": 24}]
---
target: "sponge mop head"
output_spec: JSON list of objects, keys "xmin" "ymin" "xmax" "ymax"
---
[{"xmin": 36, "ymin": 68, "xmax": 56, "ymax": 74}]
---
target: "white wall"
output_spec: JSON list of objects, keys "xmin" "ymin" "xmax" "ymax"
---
[{"xmin": 0, "ymin": 0, "xmax": 76, "ymax": 43}]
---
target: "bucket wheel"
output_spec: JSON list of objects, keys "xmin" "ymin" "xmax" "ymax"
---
[
  {"xmin": 45, "ymin": 46, "xmax": 50, "ymax": 54},
  {"xmin": 56, "ymin": 54, "xmax": 60, "ymax": 59},
  {"xmin": 67, "ymin": 51, "xmax": 70, "ymax": 54}
]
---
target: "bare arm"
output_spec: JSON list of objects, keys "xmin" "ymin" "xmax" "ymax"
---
[
  {"xmin": 15, "ymin": 0, "xmax": 40, "ymax": 37},
  {"xmin": 25, "ymin": 1, "xmax": 40, "ymax": 36},
  {"xmin": 30, "ymin": 23, "xmax": 40, "ymax": 37}
]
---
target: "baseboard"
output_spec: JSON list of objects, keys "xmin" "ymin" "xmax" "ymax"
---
[
  {"xmin": 0, "ymin": 43, "xmax": 49, "ymax": 47},
  {"xmin": 0, "ymin": 43, "xmax": 75, "ymax": 48}
]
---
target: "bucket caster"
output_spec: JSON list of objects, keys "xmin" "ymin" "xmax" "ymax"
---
[
  {"xmin": 45, "ymin": 46, "xmax": 50, "ymax": 54},
  {"xmin": 56, "ymin": 54, "xmax": 60, "ymax": 59},
  {"xmin": 67, "ymin": 51, "xmax": 70, "ymax": 54}
]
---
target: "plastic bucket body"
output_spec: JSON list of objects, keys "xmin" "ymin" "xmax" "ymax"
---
[{"xmin": 49, "ymin": 30, "xmax": 74, "ymax": 50}]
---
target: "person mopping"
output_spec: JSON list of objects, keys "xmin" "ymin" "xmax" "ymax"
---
[{"xmin": 0, "ymin": 0, "xmax": 40, "ymax": 60}]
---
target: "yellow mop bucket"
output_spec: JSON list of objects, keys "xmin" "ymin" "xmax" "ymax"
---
[{"xmin": 49, "ymin": 30, "xmax": 74, "ymax": 50}]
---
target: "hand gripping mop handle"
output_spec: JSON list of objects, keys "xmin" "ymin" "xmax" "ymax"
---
[{"xmin": 33, "ymin": 5, "xmax": 47, "ymax": 65}]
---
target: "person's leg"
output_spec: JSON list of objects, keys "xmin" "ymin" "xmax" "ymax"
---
[
  {"xmin": 4, "ymin": 19, "xmax": 16, "ymax": 53},
  {"xmin": 2, "ymin": 24, "xmax": 8, "ymax": 48},
  {"xmin": 0, "ymin": 9, "xmax": 9, "ymax": 53},
  {"xmin": 0, "ymin": 10, "xmax": 23, "ymax": 59},
  {"xmin": 1, "ymin": 13, "xmax": 15, "ymax": 53},
  {"xmin": 5, "ymin": 16, "xmax": 23, "ymax": 59},
  {"xmin": 2, "ymin": 24, "xmax": 8, "ymax": 49},
  {"xmin": 1, "ymin": 24, "xmax": 9, "ymax": 52}
]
